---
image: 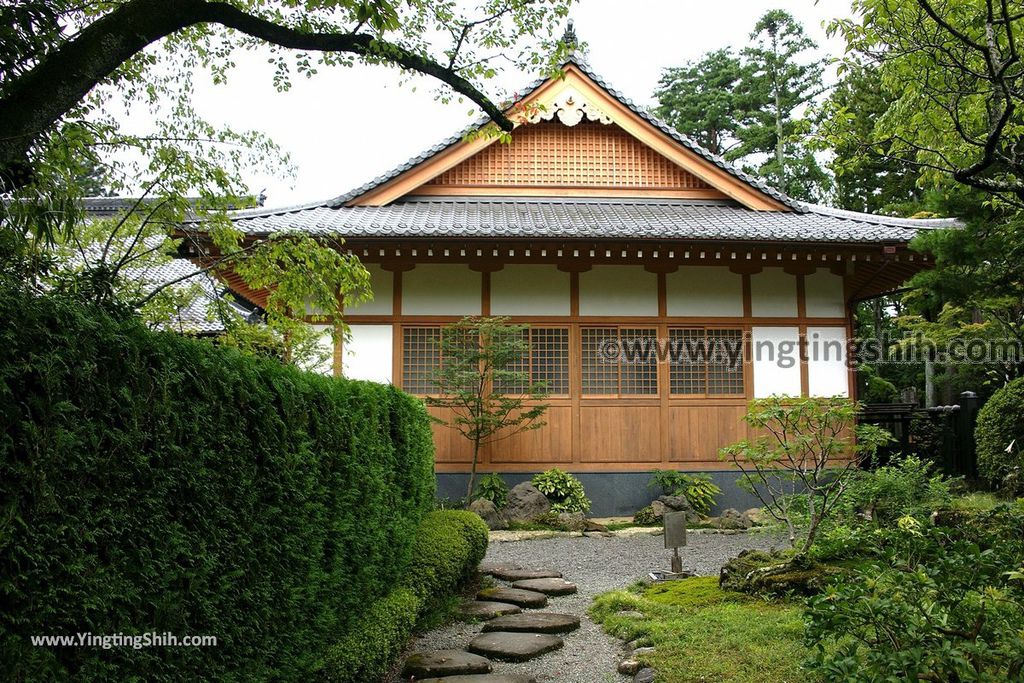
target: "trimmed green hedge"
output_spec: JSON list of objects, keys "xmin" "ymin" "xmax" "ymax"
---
[
  {"xmin": 0, "ymin": 289, "xmax": 436, "ymax": 681},
  {"xmin": 976, "ymin": 376, "xmax": 1024, "ymax": 488},
  {"xmin": 319, "ymin": 510, "xmax": 489, "ymax": 682}
]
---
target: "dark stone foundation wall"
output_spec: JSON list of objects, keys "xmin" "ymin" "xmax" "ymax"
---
[{"xmin": 436, "ymin": 471, "xmax": 764, "ymax": 517}]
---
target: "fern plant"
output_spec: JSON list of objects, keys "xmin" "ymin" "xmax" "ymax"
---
[{"xmin": 531, "ymin": 468, "xmax": 590, "ymax": 514}]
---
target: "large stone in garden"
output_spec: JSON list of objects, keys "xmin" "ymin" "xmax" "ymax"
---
[
  {"xmin": 477, "ymin": 587, "xmax": 548, "ymax": 608},
  {"xmin": 418, "ymin": 675, "xmax": 537, "ymax": 683},
  {"xmin": 556, "ymin": 511, "xmax": 587, "ymax": 531},
  {"xmin": 478, "ymin": 562, "xmax": 518, "ymax": 576},
  {"xmin": 658, "ymin": 495, "xmax": 701, "ymax": 523},
  {"xmin": 634, "ymin": 668, "xmax": 656, "ymax": 683},
  {"xmin": 459, "ymin": 601, "xmax": 522, "ymax": 620},
  {"xmin": 468, "ymin": 498, "xmax": 508, "ymax": 530},
  {"xmin": 482, "ymin": 612, "xmax": 580, "ymax": 634},
  {"xmin": 510, "ymin": 578, "xmax": 577, "ymax": 596},
  {"xmin": 489, "ymin": 567, "xmax": 562, "ymax": 581},
  {"xmin": 503, "ymin": 482, "xmax": 551, "ymax": 522},
  {"xmin": 401, "ymin": 650, "xmax": 492, "ymax": 678},
  {"xmin": 467, "ymin": 632, "xmax": 564, "ymax": 662}
]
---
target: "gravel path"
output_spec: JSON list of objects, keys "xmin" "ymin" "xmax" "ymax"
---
[{"xmin": 390, "ymin": 530, "xmax": 785, "ymax": 683}]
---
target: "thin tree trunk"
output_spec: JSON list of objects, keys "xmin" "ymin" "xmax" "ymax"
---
[{"xmin": 466, "ymin": 436, "xmax": 480, "ymax": 501}]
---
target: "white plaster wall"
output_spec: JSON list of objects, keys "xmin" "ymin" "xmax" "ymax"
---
[
  {"xmin": 343, "ymin": 324, "xmax": 393, "ymax": 383},
  {"xmin": 805, "ymin": 270, "xmax": 846, "ymax": 318},
  {"xmin": 491, "ymin": 265, "xmax": 570, "ymax": 315},
  {"xmin": 807, "ymin": 326, "xmax": 850, "ymax": 397},
  {"xmin": 751, "ymin": 326, "xmax": 802, "ymax": 398},
  {"xmin": 579, "ymin": 265, "xmax": 657, "ymax": 316},
  {"xmin": 346, "ymin": 263, "xmax": 393, "ymax": 315},
  {"xmin": 751, "ymin": 269, "xmax": 798, "ymax": 317},
  {"xmin": 666, "ymin": 266, "xmax": 743, "ymax": 316},
  {"xmin": 301, "ymin": 324, "xmax": 335, "ymax": 377},
  {"xmin": 402, "ymin": 265, "xmax": 481, "ymax": 316}
]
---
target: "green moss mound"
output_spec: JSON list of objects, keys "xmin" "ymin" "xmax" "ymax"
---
[
  {"xmin": 719, "ymin": 550, "xmax": 844, "ymax": 596},
  {"xmin": 0, "ymin": 288, "xmax": 436, "ymax": 682},
  {"xmin": 976, "ymin": 377, "xmax": 1024, "ymax": 490}
]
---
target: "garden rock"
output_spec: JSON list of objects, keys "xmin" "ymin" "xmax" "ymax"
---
[
  {"xmin": 478, "ymin": 562, "xmax": 517, "ymax": 576},
  {"xmin": 418, "ymin": 676, "xmax": 538, "ymax": 683},
  {"xmin": 634, "ymin": 667, "xmax": 656, "ymax": 683},
  {"xmin": 510, "ymin": 577, "xmax": 577, "ymax": 596},
  {"xmin": 658, "ymin": 495, "xmax": 701, "ymax": 523},
  {"xmin": 459, "ymin": 601, "xmax": 522, "ymax": 620},
  {"xmin": 504, "ymin": 483, "xmax": 551, "ymax": 523},
  {"xmin": 584, "ymin": 519, "xmax": 609, "ymax": 532},
  {"xmin": 556, "ymin": 511, "xmax": 587, "ymax": 531},
  {"xmin": 482, "ymin": 612, "xmax": 580, "ymax": 634},
  {"xmin": 401, "ymin": 650, "xmax": 492, "ymax": 678},
  {"xmin": 468, "ymin": 499, "xmax": 508, "ymax": 531},
  {"xmin": 618, "ymin": 658, "xmax": 642, "ymax": 675},
  {"xmin": 719, "ymin": 549, "xmax": 843, "ymax": 595},
  {"xmin": 477, "ymin": 587, "xmax": 548, "ymax": 608},
  {"xmin": 741, "ymin": 508, "xmax": 767, "ymax": 526},
  {"xmin": 468, "ymin": 632, "xmax": 564, "ymax": 662},
  {"xmin": 489, "ymin": 567, "xmax": 562, "ymax": 581},
  {"xmin": 649, "ymin": 500, "xmax": 670, "ymax": 518}
]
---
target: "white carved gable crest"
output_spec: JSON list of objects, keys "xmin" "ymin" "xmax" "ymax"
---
[{"xmin": 527, "ymin": 86, "xmax": 612, "ymax": 127}]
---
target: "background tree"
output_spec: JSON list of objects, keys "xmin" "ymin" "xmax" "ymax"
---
[
  {"xmin": 653, "ymin": 10, "xmax": 829, "ymax": 202},
  {"xmin": 817, "ymin": 61, "xmax": 923, "ymax": 214},
  {"xmin": 735, "ymin": 10, "xmax": 829, "ymax": 202},
  {"xmin": 653, "ymin": 49, "xmax": 744, "ymax": 157},
  {"xmin": 1, "ymin": 1, "xmax": 572, "ymax": 366},
  {"xmin": 427, "ymin": 317, "xmax": 549, "ymax": 500}
]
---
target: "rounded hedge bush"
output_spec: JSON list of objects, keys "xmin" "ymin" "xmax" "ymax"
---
[{"xmin": 975, "ymin": 377, "xmax": 1024, "ymax": 487}]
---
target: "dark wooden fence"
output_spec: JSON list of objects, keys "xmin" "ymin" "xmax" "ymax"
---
[{"xmin": 858, "ymin": 391, "xmax": 981, "ymax": 478}]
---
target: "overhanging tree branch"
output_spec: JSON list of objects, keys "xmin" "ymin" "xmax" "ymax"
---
[{"xmin": 0, "ymin": 0, "xmax": 514, "ymax": 190}]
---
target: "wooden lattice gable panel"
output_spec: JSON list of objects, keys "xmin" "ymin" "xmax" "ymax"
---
[
  {"xmin": 348, "ymin": 64, "xmax": 790, "ymax": 211},
  {"xmin": 419, "ymin": 120, "xmax": 719, "ymax": 197}
]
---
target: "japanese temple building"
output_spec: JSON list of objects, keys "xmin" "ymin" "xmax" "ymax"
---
[{"xmin": 203, "ymin": 54, "xmax": 956, "ymax": 513}]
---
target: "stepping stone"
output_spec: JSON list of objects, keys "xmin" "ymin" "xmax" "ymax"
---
[
  {"xmin": 468, "ymin": 632, "xmax": 564, "ymax": 662},
  {"xmin": 479, "ymin": 562, "xmax": 518, "ymax": 576},
  {"xmin": 418, "ymin": 676, "xmax": 537, "ymax": 683},
  {"xmin": 477, "ymin": 587, "xmax": 548, "ymax": 608},
  {"xmin": 459, "ymin": 601, "xmax": 523, "ymax": 620},
  {"xmin": 401, "ymin": 650, "xmax": 491, "ymax": 678},
  {"xmin": 510, "ymin": 578, "xmax": 577, "ymax": 596},
  {"xmin": 490, "ymin": 567, "xmax": 562, "ymax": 581},
  {"xmin": 482, "ymin": 612, "xmax": 580, "ymax": 634}
]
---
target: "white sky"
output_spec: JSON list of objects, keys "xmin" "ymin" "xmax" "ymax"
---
[{"xmin": 187, "ymin": 0, "xmax": 853, "ymax": 207}]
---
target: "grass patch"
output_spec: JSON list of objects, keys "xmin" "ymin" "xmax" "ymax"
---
[
  {"xmin": 950, "ymin": 491, "xmax": 1003, "ymax": 512},
  {"xmin": 591, "ymin": 577, "xmax": 814, "ymax": 683}
]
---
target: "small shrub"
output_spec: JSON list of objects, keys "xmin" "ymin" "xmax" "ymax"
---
[
  {"xmin": 531, "ymin": 468, "xmax": 590, "ymax": 513},
  {"xmin": 403, "ymin": 510, "xmax": 489, "ymax": 606},
  {"xmin": 805, "ymin": 509, "xmax": 1024, "ymax": 681},
  {"xmin": 648, "ymin": 470, "xmax": 721, "ymax": 516},
  {"xmin": 474, "ymin": 472, "xmax": 509, "ymax": 508},
  {"xmin": 839, "ymin": 455, "xmax": 953, "ymax": 524},
  {"xmin": 976, "ymin": 376, "xmax": 1024, "ymax": 492},
  {"xmin": 633, "ymin": 505, "xmax": 662, "ymax": 526}
]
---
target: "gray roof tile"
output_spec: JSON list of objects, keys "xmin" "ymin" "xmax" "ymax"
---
[{"xmin": 228, "ymin": 197, "xmax": 957, "ymax": 244}]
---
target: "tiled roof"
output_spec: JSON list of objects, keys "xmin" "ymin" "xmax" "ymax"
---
[{"xmin": 227, "ymin": 197, "xmax": 958, "ymax": 245}]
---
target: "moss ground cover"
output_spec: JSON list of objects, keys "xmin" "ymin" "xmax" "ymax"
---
[{"xmin": 591, "ymin": 577, "xmax": 814, "ymax": 683}]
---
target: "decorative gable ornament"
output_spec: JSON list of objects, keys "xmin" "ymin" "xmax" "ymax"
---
[{"xmin": 527, "ymin": 86, "xmax": 612, "ymax": 127}]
